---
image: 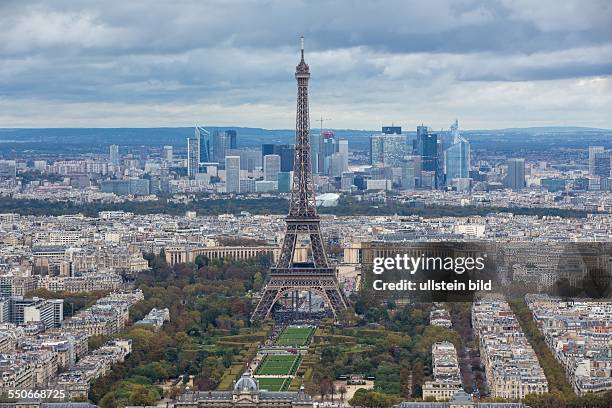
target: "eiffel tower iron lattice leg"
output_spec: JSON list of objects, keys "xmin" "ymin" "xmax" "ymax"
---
[
  {"xmin": 251, "ymin": 37, "xmax": 348, "ymax": 322},
  {"xmin": 251, "ymin": 275, "xmax": 347, "ymax": 321}
]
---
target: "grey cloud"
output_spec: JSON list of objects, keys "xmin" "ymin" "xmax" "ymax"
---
[{"xmin": 0, "ymin": 0, "xmax": 610, "ymax": 128}]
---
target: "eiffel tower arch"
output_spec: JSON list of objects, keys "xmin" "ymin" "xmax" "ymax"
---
[{"xmin": 251, "ymin": 38, "xmax": 348, "ymax": 322}]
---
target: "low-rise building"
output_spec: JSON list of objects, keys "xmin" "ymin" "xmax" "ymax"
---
[
  {"xmin": 472, "ymin": 296, "xmax": 548, "ymax": 400},
  {"xmin": 422, "ymin": 341, "xmax": 462, "ymax": 401}
]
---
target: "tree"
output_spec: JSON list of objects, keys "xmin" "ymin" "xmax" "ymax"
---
[
  {"xmin": 338, "ymin": 385, "xmax": 347, "ymax": 403},
  {"xmin": 253, "ymin": 271, "xmax": 264, "ymax": 291},
  {"xmin": 195, "ymin": 254, "xmax": 209, "ymax": 269},
  {"xmin": 98, "ymin": 393, "xmax": 117, "ymax": 408},
  {"xmin": 319, "ymin": 378, "xmax": 334, "ymax": 401},
  {"xmin": 411, "ymin": 360, "xmax": 424, "ymax": 398},
  {"xmin": 129, "ymin": 384, "xmax": 156, "ymax": 406}
]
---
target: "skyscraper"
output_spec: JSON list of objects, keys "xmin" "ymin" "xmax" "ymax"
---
[
  {"xmin": 505, "ymin": 158, "xmax": 526, "ymax": 190},
  {"xmin": 401, "ymin": 156, "xmax": 416, "ymax": 190},
  {"xmin": 382, "ymin": 126, "xmax": 401, "ymax": 135},
  {"xmin": 187, "ymin": 133, "xmax": 200, "ymax": 179},
  {"xmin": 212, "ymin": 130, "xmax": 237, "ymax": 163},
  {"xmin": 418, "ymin": 128, "xmax": 440, "ymax": 188},
  {"xmin": 382, "ymin": 134, "xmax": 408, "ymax": 168},
  {"xmin": 163, "ymin": 145, "xmax": 173, "ymax": 162},
  {"xmin": 337, "ymin": 139, "xmax": 349, "ymax": 172},
  {"xmin": 277, "ymin": 171, "xmax": 292, "ymax": 193},
  {"xmin": 593, "ymin": 151, "xmax": 611, "ymax": 178},
  {"xmin": 263, "ymin": 154, "xmax": 281, "ymax": 181},
  {"xmin": 278, "ymin": 144, "xmax": 295, "ymax": 172},
  {"xmin": 370, "ymin": 134, "xmax": 408, "ymax": 168},
  {"xmin": 370, "ymin": 134, "xmax": 385, "ymax": 166},
  {"xmin": 227, "ymin": 149, "xmax": 261, "ymax": 173},
  {"xmin": 318, "ymin": 131, "xmax": 335, "ymax": 174},
  {"xmin": 341, "ymin": 172, "xmax": 354, "ymax": 190},
  {"xmin": 419, "ymin": 132, "xmax": 438, "ymax": 172},
  {"xmin": 225, "ymin": 156, "xmax": 240, "ymax": 193},
  {"xmin": 226, "ymin": 130, "xmax": 238, "ymax": 150},
  {"xmin": 589, "ymin": 146, "xmax": 605, "ymax": 176},
  {"xmin": 329, "ymin": 153, "xmax": 345, "ymax": 177},
  {"xmin": 109, "ymin": 145, "xmax": 119, "ymax": 165},
  {"xmin": 310, "ymin": 134, "xmax": 319, "ymax": 174},
  {"xmin": 262, "ymin": 144, "xmax": 276, "ymax": 165},
  {"xmin": 444, "ymin": 121, "xmax": 470, "ymax": 184},
  {"xmin": 195, "ymin": 126, "xmax": 212, "ymax": 163}
]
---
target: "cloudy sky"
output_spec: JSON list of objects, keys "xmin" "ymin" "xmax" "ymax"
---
[{"xmin": 0, "ymin": 0, "xmax": 611, "ymax": 129}]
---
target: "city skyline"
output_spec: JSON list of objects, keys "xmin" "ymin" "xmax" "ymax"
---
[
  {"xmin": 0, "ymin": 3, "xmax": 611, "ymax": 407},
  {"xmin": 0, "ymin": 0, "xmax": 611, "ymax": 129}
]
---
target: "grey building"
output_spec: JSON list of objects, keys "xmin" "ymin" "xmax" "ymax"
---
[
  {"xmin": 263, "ymin": 154, "xmax": 281, "ymax": 181},
  {"xmin": 225, "ymin": 156, "xmax": 241, "ymax": 193},
  {"xmin": 505, "ymin": 158, "xmax": 526, "ymax": 190}
]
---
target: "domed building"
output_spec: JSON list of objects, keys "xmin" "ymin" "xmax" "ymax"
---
[{"xmin": 173, "ymin": 372, "xmax": 314, "ymax": 408}]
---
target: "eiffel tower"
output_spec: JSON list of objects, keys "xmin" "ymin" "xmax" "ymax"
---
[{"xmin": 251, "ymin": 38, "xmax": 347, "ymax": 322}]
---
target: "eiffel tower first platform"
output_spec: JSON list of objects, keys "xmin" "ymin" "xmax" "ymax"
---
[{"xmin": 251, "ymin": 38, "xmax": 348, "ymax": 322}]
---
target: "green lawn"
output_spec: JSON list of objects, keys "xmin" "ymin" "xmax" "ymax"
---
[
  {"xmin": 256, "ymin": 377, "xmax": 291, "ymax": 391},
  {"xmin": 275, "ymin": 326, "xmax": 315, "ymax": 347},
  {"xmin": 255, "ymin": 354, "xmax": 302, "ymax": 376}
]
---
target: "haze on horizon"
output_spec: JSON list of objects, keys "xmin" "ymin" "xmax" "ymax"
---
[{"xmin": 0, "ymin": 0, "xmax": 611, "ymax": 130}]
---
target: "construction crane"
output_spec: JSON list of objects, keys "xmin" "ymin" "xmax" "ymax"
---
[{"xmin": 316, "ymin": 116, "xmax": 331, "ymax": 134}]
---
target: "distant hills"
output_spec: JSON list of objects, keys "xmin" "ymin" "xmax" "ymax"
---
[{"xmin": 0, "ymin": 126, "xmax": 610, "ymax": 157}]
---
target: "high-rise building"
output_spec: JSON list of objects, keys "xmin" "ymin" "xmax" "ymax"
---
[
  {"xmin": 370, "ymin": 134, "xmax": 385, "ymax": 166},
  {"xmin": 444, "ymin": 121, "xmax": 470, "ymax": 184},
  {"xmin": 382, "ymin": 126, "xmax": 401, "ymax": 135},
  {"xmin": 227, "ymin": 149, "xmax": 261, "ymax": 173},
  {"xmin": 419, "ymin": 132, "xmax": 438, "ymax": 172},
  {"xmin": 505, "ymin": 158, "xmax": 526, "ymax": 190},
  {"xmin": 225, "ymin": 156, "xmax": 241, "ymax": 193},
  {"xmin": 592, "ymin": 151, "xmax": 611, "ymax": 178},
  {"xmin": 0, "ymin": 161, "xmax": 16, "ymax": 181},
  {"xmin": 195, "ymin": 126, "xmax": 212, "ymax": 163},
  {"xmin": 109, "ymin": 145, "xmax": 119, "ymax": 165},
  {"xmin": 226, "ymin": 130, "xmax": 238, "ymax": 150},
  {"xmin": 589, "ymin": 146, "xmax": 605, "ymax": 176},
  {"xmin": 277, "ymin": 171, "xmax": 292, "ymax": 193},
  {"xmin": 418, "ymin": 128, "xmax": 440, "ymax": 188},
  {"xmin": 310, "ymin": 134, "xmax": 319, "ymax": 174},
  {"xmin": 382, "ymin": 134, "xmax": 408, "ymax": 168},
  {"xmin": 340, "ymin": 172, "xmax": 354, "ymax": 190},
  {"xmin": 318, "ymin": 132, "xmax": 335, "ymax": 174},
  {"xmin": 416, "ymin": 125, "xmax": 429, "ymax": 139},
  {"xmin": 264, "ymin": 154, "xmax": 281, "ymax": 181},
  {"xmin": 262, "ymin": 144, "xmax": 276, "ymax": 165},
  {"xmin": 210, "ymin": 130, "xmax": 238, "ymax": 163},
  {"xmin": 329, "ymin": 153, "xmax": 345, "ymax": 177},
  {"xmin": 163, "ymin": 145, "xmax": 173, "ymax": 162},
  {"xmin": 278, "ymin": 144, "xmax": 295, "ymax": 172},
  {"xmin": 187, "ymin": 134, "xmax": 200, "ymax": 179},
  {"xmin": 370, "ymin": 134, "xmax": 408, "ymax": 168},
  {"xmin": 239, "ymin": 178, "xmax": 256, "ymax": 193},
  {"xmin": 337, "ymin": 139, "xmax": 349, "ymax": 172},
  {"xmin": 401, "ymin": 156, "xmax": 416, "ymax": 190},
  {"xmin": 212, "ymin": 131, "xmax": 228, "ymax": 163}
]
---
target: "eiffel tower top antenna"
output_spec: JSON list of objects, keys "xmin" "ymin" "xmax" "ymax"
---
[{"xmin": 300, "ymin": 35, "xmax": 304, "ymax": 59}]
